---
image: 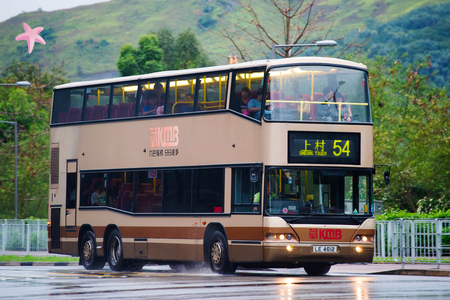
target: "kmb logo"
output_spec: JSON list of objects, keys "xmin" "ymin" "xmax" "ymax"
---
[
  {"xmin": 149, "ymin": 126, "xmax": 179, "ymax": 148},
  {"xmin": 309, "ymin": 228, "xmax": 342, "ymax": 240}
]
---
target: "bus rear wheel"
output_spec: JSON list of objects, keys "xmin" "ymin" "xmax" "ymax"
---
[
  {"xmin": 209, "ymin": 231, "xmax": 236, "ymax": 274},
  {"xmin": 304, "ymin": 264, "xmax": 331, "ymax": 276},
  {"xmin": 106, "ymin": 229, "xmax": 126, "ymax": 271},
  {"xmin": 80, "ymin": 231, "xmax": 105, "ymax": 270}
]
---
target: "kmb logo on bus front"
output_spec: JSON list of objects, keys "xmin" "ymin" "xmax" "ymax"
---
[{"xmin": 309, "ymin": 228, "xmax": 342, "ymax": 240}]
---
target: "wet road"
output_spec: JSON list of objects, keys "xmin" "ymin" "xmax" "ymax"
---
[{"xmin": 1, "ymin": 265, "xmax": 449, "ymax": 299}]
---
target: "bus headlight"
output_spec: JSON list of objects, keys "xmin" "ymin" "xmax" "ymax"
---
[
  {"xmin": 354, "ymin": 235, "xmax": 372, "ymax": 242},
  {"xmin": 266, "ymin": 233, "xmax": 295, "ymax": 241},
  {"xmin": 286, "ymin": 244, "xmax": 294, "ymax": 252},
  {"xmin": 355, "ymin": 246, "xmax": 363, "ymax": 253}
]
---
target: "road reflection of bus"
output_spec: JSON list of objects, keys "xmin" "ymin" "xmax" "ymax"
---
[{"xmin": 48, "ymin": 57, "xmax": 374, "ymax": 275}]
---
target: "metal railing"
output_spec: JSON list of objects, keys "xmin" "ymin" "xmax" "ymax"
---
[
  {"xmin": 0, "ymin": 219, "xmax": 47, "ymax": 254},
  {"xmin": 375, "ymin": 219, "xmax": 450, "ymax": 268},
  {"xmin": 2, "ymin": 219, "xmax": 449, "ymax": 267}
]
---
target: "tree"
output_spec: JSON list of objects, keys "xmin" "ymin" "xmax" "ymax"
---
[
  {"xmin": 156, "ymin": 29, "xmax": 177, "ymax": 70},
  {"xmin": 362, "ymin": 55, "xmax": 450, "ymax": 212},
  {"xmin": 212, "ymin": 0, "xmax": 364, "ymax": 61},
  {"xmin": 174, "ymin": 29, "xmax": 215, "ymax": 70},
  {"xmin": 120, "ymin": 29, "xmax": 215, "ymax": 75},
  {"xmin": 362, "ymin": 3, "xmax": 450, "ymax": 90},
  {"xmin": 0, "ymin": 60, "xmax": 67, "ymax": 219},
  {"xmin": 116, "ymin": 34, "xmax": 164, "ymax": 76}
]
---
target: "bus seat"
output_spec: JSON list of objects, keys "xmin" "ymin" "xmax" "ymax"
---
[
  {"xmin": 58, "ymin": 112, "xmax": 68, "ymax": 123},
  {"xmin": 84, "ymin": 107, "xmax": 93, "ymax": 121},
  {"xmin": 271, "ymin": 91, "xmax": 282, "ymax": 100},
  {"xmin": 120, "ymin": 191, "xmax": 132, "ymax": 211},
  {"xmin": 117, "ymin": 103, "xmax": 130, "ymax": 118},
  {"xmin": 68, "ymin": 107, "xmax": 82, "ymax": 122},
  {"xmin": 139, "ymin": 183, "xmax": 153, "ymax": 193},
  {"xmin": 122, "ymin": 183, "xmax": 133, "ymax": 191},
  {"xmin": 92, "ymin": 105, "xmax": 105, "ymax": 120},
  {"xmin": 302, "ymin": 94, "xmax": 311, "ymax": 101},
  {"xmin": 110, "ymin": 104, "xmax": 118, "ymax": 118},
  {"xmin": 128, "ymin": 102, "xmax": 136, "ymax": 117},
  {"xmin": 313, "ymin": 93, "xmax": 323, "ymax": 101},
  {"xmin": 311, "ymin": 93, "xmax": 324, "ymax": 121},
  {"xmin": 270, "ymin": 91, "xmax": 285, "ymax": 108},
  {"xmin": 136, "ymin": 193, "xmax": 151, "ymax": 212},
  {"xmin": 250, "ymin": 90, "xmax": 257, "ymax": 100},
  {"xmin": 148, "ymin": 193, "xmax": 162, "ymax": 212},
  {"xmin": 110, "ymin": 178, "xmax": 123, "ymax": 188},
  {"xmin": 285, "ymin": 95, "xmax": 294, "ymax": 100}
]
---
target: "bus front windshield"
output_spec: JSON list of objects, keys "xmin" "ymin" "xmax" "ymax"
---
[
  {"xmin": 266, "ymin": 168, "xmax": 372, "ymax": 217},
  {"xmin": 266, "ymin": 66, "xmax": 370, "ymax": 123}
]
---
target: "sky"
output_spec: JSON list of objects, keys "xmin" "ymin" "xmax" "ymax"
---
[{"xmin": 0, "ymin": 0, "xmax": 110, "ymax": 23}]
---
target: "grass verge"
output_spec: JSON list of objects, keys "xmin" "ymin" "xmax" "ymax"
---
[
  {"xmin": 374, "ymin": 257, "xmax": 450, "ymax": 264},
  {"xmin": 0, "ymin": 255, "xmax": 79, "ymax": 262}
]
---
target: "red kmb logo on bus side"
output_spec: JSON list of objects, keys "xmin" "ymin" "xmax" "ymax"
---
[
  {"xmin": 149, "ymin": 126, "xmax": 179, "ymax": 148},
  {"xmin": 309, "ymin": 228, "xmax": 342, "ymax": 240}
]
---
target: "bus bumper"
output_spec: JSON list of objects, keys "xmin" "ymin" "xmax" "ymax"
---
[{"xmin": 263, "ymin": 242, "xmax": 374, "ymax": 264}]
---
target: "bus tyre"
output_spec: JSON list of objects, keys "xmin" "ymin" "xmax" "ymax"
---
[
  {"xmin": 209, "ymin": 231, "xmax": 236, "ymax": 274},
  {"xmin": 304, "ymin": 264, "xmax": 331, "ymax": 276},
  {"xmin": 106, "ymin": 229, "xmax": 126, "ymax": 271},
  {"xmin": 80, "ymin": 231, "xmax": 105, "ymax": 270}
]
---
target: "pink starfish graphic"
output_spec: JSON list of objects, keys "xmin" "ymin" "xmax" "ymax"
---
[{"xmin": 15, "ymin": 23, "xmax": 46, "ymax": 54}]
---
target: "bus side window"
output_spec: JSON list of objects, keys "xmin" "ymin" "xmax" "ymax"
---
[
  {"xmin": 52, "ymin": 88, "xmax": 84, "ymax": 124},
  {"xmin": 167, "ymin": 77, "xmax": 196, "ymax": 115},
  {"xmin": 84, "ymin": 86, "xmax": 111, "ymax": 121},
  {"xmin": 112, "ymin": 83, "xmax": 138, "ymax": 118},
  {"xmin": 232, "ymin": 167, "xmax": 261, "ymax": 213},
  {"xmin": 230, "ymin": 69, "xmax": 265, "ymax": 116},
  {"xmin": 198, "ymin": 73, "xmax": 228, "ymax": 112}
]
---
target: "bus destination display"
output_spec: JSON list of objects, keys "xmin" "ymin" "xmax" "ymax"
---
[{"xmin": 288, "ymin": 131, "xmax": 360, "ymax": 164}]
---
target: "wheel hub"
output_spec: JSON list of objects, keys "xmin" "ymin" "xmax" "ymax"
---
[
  {"xmin": 211, "ymin": 241, "xmax": 222, "ymax": 265},
  {"xmin": 83, "ymin": 239, "xmax": 93, "ymax": 261},
  {"xmin": 110, "ymin": 236, "xmax": 121, "ymax": 265}
]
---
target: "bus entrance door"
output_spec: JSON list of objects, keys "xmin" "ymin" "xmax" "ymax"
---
[{"xmin": 65, "ymin": 160, "xmax": 77, "ymax": 228}]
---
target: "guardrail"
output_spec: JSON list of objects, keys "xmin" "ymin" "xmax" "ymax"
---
[
  {"xmin": 375, "ymin": 219, "xmax": 450, "ymax": 269},
  {"xmin": 0, "ymin": 219, "xmax": 47, "ymax": 254},
  {"xmin": 2, "ymin": 219, "xmax": 450, "ymax": 266}
]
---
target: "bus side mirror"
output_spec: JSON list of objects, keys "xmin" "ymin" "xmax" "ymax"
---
[{"xmin": 384, "ymin": 170, "xmax": 390, "ymax": 186}]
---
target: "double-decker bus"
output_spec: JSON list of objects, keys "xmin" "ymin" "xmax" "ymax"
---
[{"xmin": 48, "ymin": 57, "xmax": 374, "ymax": 275}]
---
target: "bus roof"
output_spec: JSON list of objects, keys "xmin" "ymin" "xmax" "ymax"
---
[{"xmin": 54, "ymin": 57, "xmax": 367, "ymax": 90}]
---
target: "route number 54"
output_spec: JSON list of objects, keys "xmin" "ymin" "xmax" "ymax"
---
[{"xmin": 333, "ymin": 140, "xmax": 350, "ymax": 156}]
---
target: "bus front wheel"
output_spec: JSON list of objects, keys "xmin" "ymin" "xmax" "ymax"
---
[
  {"xmin": 209, "ymin": 231, "xmax": 236, "ymax": 274},
  {"xmin": 80, "ymin": 230, "xmax": 105, "ymax": 270},
  {"xmin": 106, "ymin": 229, "xmax": 126, "ymax": 271},
  {"xmin": 304, "ymin": 263, "xmax": 331, "ymax": 276}
]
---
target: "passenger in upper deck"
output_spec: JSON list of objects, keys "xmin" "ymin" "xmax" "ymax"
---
[
  {"xmin": 332, "ymin": 92, "xmax": 352, "ymax": 122},
  {"xmin": 316, "ymin": 87, "xmax": 336, "ymax": 122},
  {"xmin": 152, "ymin": 82, "xmax": 164, "ymax": 106},
  {"xmin": 239, "ymin": 87, "xmax": 251, "ymax": 115},
  {"xmin": 179, "ymin": 93, "xmax": 201, "ymax": 113},
  {"xmin": 142, "ymin": 83, "xmax": 165, "ymax": 115},
  {"xmin": 248, "ymin": 88, "xmax": 273, "ymax": 119},
  {"xmin": 247, "ymin": 88, "xmax": 263, "ymax": 119},
  {"xmin": 142, "ymin": 90, "xmax": 158, "ymax": 115}
]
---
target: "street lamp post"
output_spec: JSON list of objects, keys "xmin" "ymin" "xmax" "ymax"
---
[
  {"xmin": 271, "ymin": 40, "xmax": 337, "ymax": 59},
  {"xmin": 0, "ymin": 80, "xmax": 30, "ymax": 219}
]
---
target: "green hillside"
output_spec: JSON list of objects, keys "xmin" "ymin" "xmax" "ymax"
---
[{"xmin": 0, "ymin": 0, "xmax": 448, "ymax": 82}]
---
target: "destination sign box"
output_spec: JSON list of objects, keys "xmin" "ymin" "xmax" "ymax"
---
[{"xmin": 288, "ymin": 131, "xmax": 360, "ymax": 164}]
